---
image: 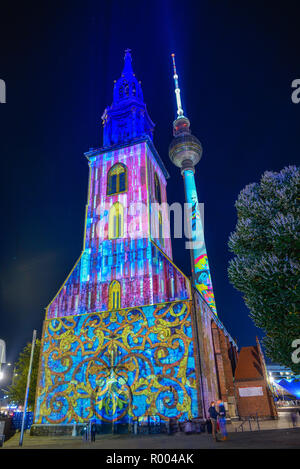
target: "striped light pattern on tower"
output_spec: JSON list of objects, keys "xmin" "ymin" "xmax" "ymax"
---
[{"xmin": 169, "ymin": 53, "xmax": 218, "ymax": 315}]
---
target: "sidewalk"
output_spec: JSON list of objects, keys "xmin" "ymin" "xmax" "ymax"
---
[
  {"xmin": 2, "ymin": 409, "xmax": 300, "ymax": 450},
  {"xmin": 2, "ymin": 426, "xmax": 300, "ymax": 449},
  {"xmin": 227, "ymin": 410, "xmax": 300, "ymax": 433}
]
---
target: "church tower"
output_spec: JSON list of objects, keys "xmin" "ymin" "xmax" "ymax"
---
[
  {"xmin": 33, "ymin": 51, "xmax": 240, "ymax": 432},
  {"xmin": 33, "ymin": 50, "xmax": 205, "ymax": 430}
]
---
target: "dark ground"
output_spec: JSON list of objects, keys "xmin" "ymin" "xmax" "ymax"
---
[{"xmin": 1, "ymin": 427, "xmax": 300, "ymax": 450}]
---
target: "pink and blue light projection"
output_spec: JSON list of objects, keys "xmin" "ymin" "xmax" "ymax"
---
[
  {"xmin": 35, "ymin": 50, "xmax": 200, "ymax": 426},
  {"xmin": 46, "ymin": 142, "xmax": 190, "ymax": 320},
  {"xmin": 183, "ymin": 169, "xmax": 217, "ymax": 315}
]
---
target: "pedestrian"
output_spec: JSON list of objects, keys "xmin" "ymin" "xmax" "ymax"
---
[
  {"xmin": 91, "ymin": 422, "xmax": 97, "ymax": 442},
  {"xmin": 208, "ymin": 401, "xmax": 219, "ymax": 442},
  {"xmin": 185, "ymin": 420, "xmax": 192, "ymax": 435},
  {"xmin": 290, "ymin": 411, "xmax": 298, "ymax": 427},
  {"xmin": 217, "ymin": 400, "xmax": 228, "ymax": 441}
]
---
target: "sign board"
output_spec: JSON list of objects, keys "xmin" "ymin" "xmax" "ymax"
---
[{"xmin": 238, "ymin": 386, "xmax": 263, "ymax": 397}]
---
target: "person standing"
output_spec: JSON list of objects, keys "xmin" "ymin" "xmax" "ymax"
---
[
  {"xmin": 208, "ymin": 402, "xmax": 219, "ymax": 442},
  {"xmin": 290, "ymin": 410, "xmax": 298, "ymax": 427},
  {"xmin": 91, "ymin": 422, "xmax": 97, "ymax": 442},
  {"xmin": 217, "ymin": 400, "xmax": 228, "ymax": 441}
]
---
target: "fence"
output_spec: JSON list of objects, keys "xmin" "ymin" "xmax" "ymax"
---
[{"xmin": 235, "ymin": 414, "xmax": 260, "ymax": 432}]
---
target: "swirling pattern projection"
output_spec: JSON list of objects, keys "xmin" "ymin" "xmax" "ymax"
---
[{"xmin": 35, "ymin": 301, "xmax": 199, "ymax": 424}]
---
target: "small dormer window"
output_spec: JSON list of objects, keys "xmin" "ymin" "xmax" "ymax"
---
[
  {"xmin": 119, "ymin": 80, "xmax": 129, "ymax": 99},
  {"xmin": 124, "ymin": 81, "xmax": 129, "ymax": 97}
]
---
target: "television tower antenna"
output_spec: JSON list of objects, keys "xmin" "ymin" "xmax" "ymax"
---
[{"xmin": 171, "ymin": 53, "xmax": 184, "ymax": 117}]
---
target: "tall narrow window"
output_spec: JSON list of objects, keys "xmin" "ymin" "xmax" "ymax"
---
[
  {"xmin": 154, "ymin": 173, "xmax": 161, "ymax": 204},
  {"xmin": 109, "ymin": 202, "xmax": 124, "ymax": 239},
  {"xmin": 108, "ymin": 280, "xmax": 121, "ymax": 310},
  {"xmin": 107, "ymin": 163, "xmax": 127, "ymax": 196},
  {"xmin": 158, "ymin": 211, "xmax": 164, "ymax": 247}
]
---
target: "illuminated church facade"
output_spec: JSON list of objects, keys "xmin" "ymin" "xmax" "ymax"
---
[{"xmin": 33, "ymin": 50, "xmax": 239, "ymax": 431}]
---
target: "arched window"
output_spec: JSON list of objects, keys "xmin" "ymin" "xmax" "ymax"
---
[
  {"xmin": 107, "ymin": 163, "xmax": 127, "ymax": 196},
  {"xmin": 108, "ymin": 280, "xmax": 121, "ymax": 310},
  {"xmin": 154, "ymin": 173, "xmax": 161, "ymax": 204},
  {"xmin": 119, "ymin": 79, "xmax": 129, "ymax": 99},
  {"xmin": 109, "ymin": 202, "xmax": 124, "ymax": 239}
]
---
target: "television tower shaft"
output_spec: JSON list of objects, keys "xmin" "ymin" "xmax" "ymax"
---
[{"xmin": 168, "ymin": 54, "xmax": 217, "ymax": 315}]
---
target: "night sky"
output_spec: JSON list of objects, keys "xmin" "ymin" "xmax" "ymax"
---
[{"xmin": 0, "ymin": 1, "xmax": 299, "ymax": 370}]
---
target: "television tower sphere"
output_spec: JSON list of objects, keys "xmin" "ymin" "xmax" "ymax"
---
[{"xmin": 168, "ymin": 115, "xmax": 202, "ymax": 174}]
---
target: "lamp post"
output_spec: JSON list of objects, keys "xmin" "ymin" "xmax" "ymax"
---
[{"xmin": 19, "ymin": 330, "xmax": 36, "ymax": 447}]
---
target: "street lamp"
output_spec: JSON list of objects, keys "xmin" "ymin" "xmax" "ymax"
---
[{"xmin": 19, "ymin": 330, "xmax": 37, "ymax": 447}]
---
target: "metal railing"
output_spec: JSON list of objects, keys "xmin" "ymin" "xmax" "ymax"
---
[{"xmin": 235, "ymin": 414, "xmax": 260, "ymax": 432}]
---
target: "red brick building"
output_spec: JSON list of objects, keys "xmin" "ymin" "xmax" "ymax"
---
[{"xmin": 234, "ymin": 338, "xmax": 277, "ymax": 419}]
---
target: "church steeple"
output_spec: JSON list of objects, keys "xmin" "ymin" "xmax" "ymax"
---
[{"xmin": 102, "ymin": 49, "xmax": 155, "ymax": 147}]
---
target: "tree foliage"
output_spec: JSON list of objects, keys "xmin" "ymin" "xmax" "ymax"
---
[
  {"xmin": 228, "ymin": 166, "xmax": 300, "ymax": 373},
  {"xmin": 7, "ymin": 339, "xmax": 41, "ymax": 410}
]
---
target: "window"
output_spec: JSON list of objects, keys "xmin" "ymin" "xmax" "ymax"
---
[
  {"xmin": 108, "ymin": 280, "xmax": 121, "ymax": 310},
  {"xmin": 154, "ymin": 173, "xmax": 161, "ymax": 204},
  {"xmin": 158, "ymin": 210, "xmax": 164, "ymax": 247},
  {"xmin": 109, "ymin": 202, "xmax": 124, "ymax": 239},
  {"xmin": 107, "ymin": 163, "xmax": 127, "ymax": 196}
]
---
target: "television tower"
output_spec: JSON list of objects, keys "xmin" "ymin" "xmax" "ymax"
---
[{"xmin": 168, "ymin": 53, "xmax": 217, "ymax": 315}]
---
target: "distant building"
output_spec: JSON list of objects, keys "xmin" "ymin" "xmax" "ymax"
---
[
  {"xmin": 267, "ymin": 364, "xmax": 295, "ymax": 380},
  {"xmin": 267, "ymin": 364, "xmax": 300, "ymax": 400}
]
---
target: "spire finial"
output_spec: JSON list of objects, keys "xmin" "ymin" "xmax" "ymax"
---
[
  {"xmin": 171, "ymin": 53, "xmax": 184, "ymax": 117},
  {"xmin": 123, "ymin": 48, "xmax": 133, "ymax": 75}
]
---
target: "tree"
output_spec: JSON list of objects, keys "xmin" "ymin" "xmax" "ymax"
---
[
  {"xmin": 228, "ymin": 166, "xmax": 300, "ymax": 373},
  {"xmin": 7, "ymin": 339, "xmax": 41, "ymax": 410}
]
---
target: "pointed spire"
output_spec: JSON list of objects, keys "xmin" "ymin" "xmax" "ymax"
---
[
  {"xmin": 171, "ymin": 53, "xmax": 184, "ymax": 117},
  {"xmin": 102, "ymin": 49, "xmax": 155, "ymax": 147},
  {"xmin": 171, "ymin": 53, "xmax": 191, "ymax": 137}
]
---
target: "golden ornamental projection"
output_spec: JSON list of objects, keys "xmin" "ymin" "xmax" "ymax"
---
[{"xmin": 35, "ymin": 301, "xmax": 198, "ymax": 424}]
